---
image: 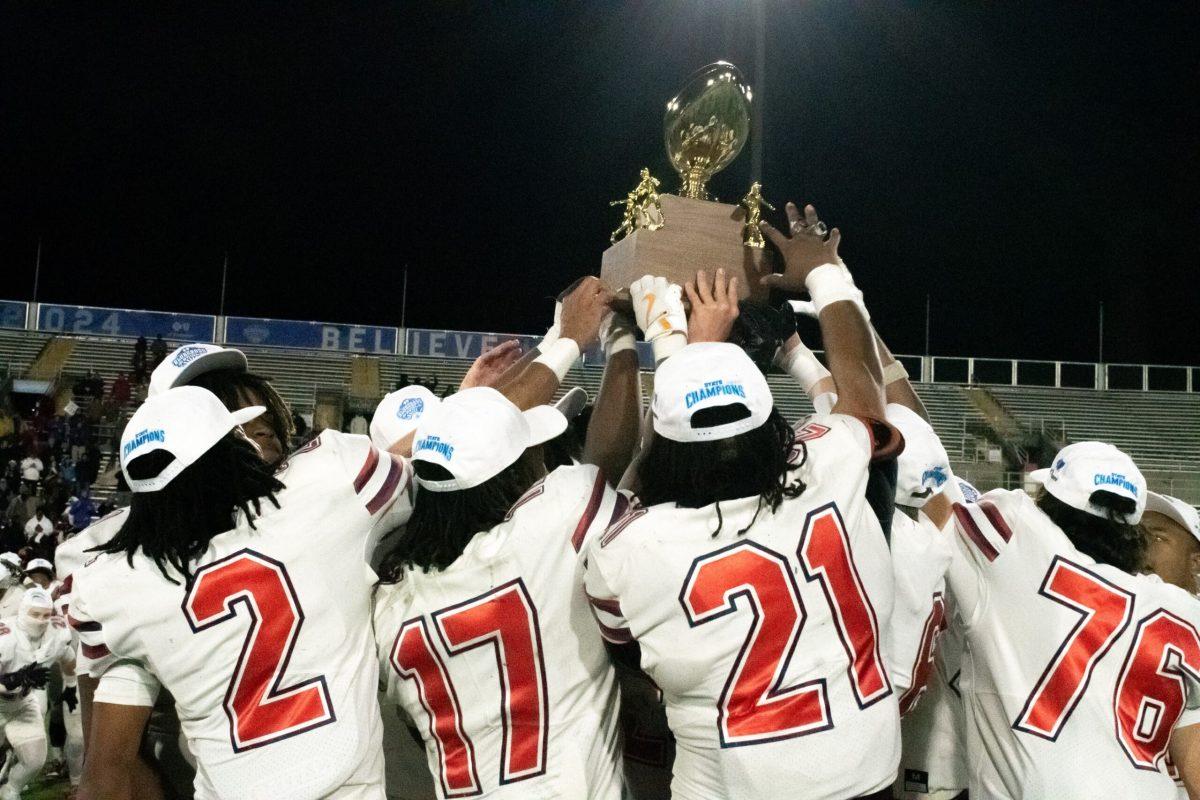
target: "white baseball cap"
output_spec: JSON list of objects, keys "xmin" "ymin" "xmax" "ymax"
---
[
  {"xmin": 371, "ymin": 385, "xmax": 441, "ymax": 450},
  {"xmin": 412, "ymin": 387, "xmax": 567, "ymax": 492},
  {"xmin": 886, "ymin": 404, "xmax": 949, "ymax": 509},
  {"xmin": 24, "ymin": 558, "xmax": 54, "ymax": 576},
  {"xmin": 651, "ymin": 342, "xmax": 773, "ymax": 443},
  {"xmin": 1029, "ymin": 441, "xmax": 1147, "ymax": 523},
  {"xmin": 1145, "ymin": 492, "xmax": 1200, "ymax": 545},
  {"xmin": 149, "ymin": 343, "xmax": 249, "ymax": 397},
  {"xmin": 120, "ymin": 386, "xmax": 265, "ymax": 493}
]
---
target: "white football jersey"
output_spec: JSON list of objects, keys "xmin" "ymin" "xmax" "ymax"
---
[
  {"xmin": 53, "ymin": 510, "xmax": 128, "ymax": 650},
  {"xmin": 0, "ymin": 614, "xmax": 74, "ymax": 699},
  {"xmin": 887, "ymin": 510, "xmax": 953, "ymax": 707},
  {"xmin": 947, "ymin": 488, "xmax": 1200, "ymax": 799},
  {"xmin": 374, "ymin": 464, "xmax": 624, "ymax": 799},
  {"xmin": 71, "ymin": 431, "xmax": 414, "ymax": 800},
  {"xmin": 585, "ymin": 414, "xmax": 903, "ymax": 800},
  {"xmin": 896, "ymin": 593, "xmax": 967, "ymax": 799}
]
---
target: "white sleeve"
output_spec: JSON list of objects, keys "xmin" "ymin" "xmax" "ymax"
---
[
  {"xmin": 583, "ymin": 526, "xmax": 636, "ymax": 646},
  {"xmin": 94, "ymin": 661, "xmax": 160, "ymax": 707},
  {"xmin": 887, "ymin": 512, "xmax": 952, "ymax": 708},
  {"xmin": 325, "ymin": 431, "xmax": 416, "ymax": 530}
]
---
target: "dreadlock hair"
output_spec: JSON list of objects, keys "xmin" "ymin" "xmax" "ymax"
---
[
  {"xmin": 1035, "ymin": 487, "xmax": 1145, "ymax": 574},
  {"xmin": 97, "ymin": 433, "xmax": 284, "ymax": 584},
  {"xmin": 189, "ymin": 369, "xmax": 295, "ymax": 457},
  {"xmin": 636, "ymin": 406, "xmax": 804, "ymax": 537},
  {"xmin": 378, "ymin": 449, "xmax": 546, "ymax": 580}
]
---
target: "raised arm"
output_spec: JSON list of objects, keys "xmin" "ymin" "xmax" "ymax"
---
[
  {"xmin": 500, "ymin": 276, "xmax": 612, "ymax": 411},
  {"xmin": 761, "ymin": 206, "xmax": 885, "ymax": 421},
  {"xmin": 582, "ymin": 309, "xmax": 643, "ymax": 484}
]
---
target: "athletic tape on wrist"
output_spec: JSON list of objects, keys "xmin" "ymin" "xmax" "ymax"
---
[
  {"xmin": 535, "ymin": 325, "xmax": 560, "ymax": 355},
  {"xmin": 882, "ymin": 360, "xmax": 909, "ymax": 385},
  {"xmin": 533, "ymin": 337, "xmax": 580, "ymax": 380},
  {"xmin": 777, "ymin": 341, "xmax": 831, "ymax": 394},
  {"xmin": 806, "ymin": 263, "xmax": 867, "ymax": 316},
  {"xmin": 651, "ymin": 331, "xmax": 687, "ymax": 364}
]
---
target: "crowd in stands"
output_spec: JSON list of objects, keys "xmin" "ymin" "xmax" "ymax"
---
[{"xmin": 0, "ymin": 384, "xmax": 121, "ymax": 572}]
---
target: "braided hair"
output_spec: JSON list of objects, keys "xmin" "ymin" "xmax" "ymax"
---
[
  {"xmin": 97, "ymin": 433, "xmax": 284, "ymax": 584},
  {"xmin": 636, "ymin": 406, "xmax": 805, "ymax": 537}
]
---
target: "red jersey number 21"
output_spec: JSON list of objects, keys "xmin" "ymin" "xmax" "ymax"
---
[{"xmin": 680, "ymin": 502, "xmax": 891, "ymax": 747}]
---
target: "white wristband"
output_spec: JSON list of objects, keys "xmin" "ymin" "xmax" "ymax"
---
[
  {"xmin": 602, "ymin": 313, "xmax": 637, "ymax": 357},
  {"xmin": 882, "ymin": 360, "xmax": 909, "ymax": 385},
  {"xmin": 650, "ymin": 331, "xmax": 687, "ymax": 364},
  {"xmin": 535, "ymin": 325, "xmax": 560, "ymax": 354},
  {"xmin": 533, "ymin": 337, "xmax": 580, "ymax": 381},
  {"xmin": 777, "ymin": 341, "xmax": 831, "ymax": 395},
  {"xmin": 62, "ymin": 672, "xmax": 78, "ymax": 689},
  {"xmin": 805, "ymin": 263, "xmax": 867, "ymax": 316}
]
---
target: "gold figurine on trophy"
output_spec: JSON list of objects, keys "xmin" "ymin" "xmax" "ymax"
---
[
  {"xmin": 609, "ymin": 167, "xmax": 666, "ymax": 244},
  {"xmin": 739, "ymin": 182, "xmax": 774, "ymax": 249}
]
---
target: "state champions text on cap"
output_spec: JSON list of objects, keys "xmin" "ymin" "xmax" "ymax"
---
[
  {"xmin": 120, "ymin": 385, "xmax": 265, "ymax": 493},
  {"xmin": 411, "ymin": 387, "xmax": 567, "ymax": 492},
  {"xmin": 651, "ymin": 342, "xmax": 773, "ymax": 443},
  {"xmin": 1030, "ymin": 441, "xmax": 1147, "ymax": 524},
  {"xmin": 148, "ymin": 343, "xmax": 249, "ymax": 397}
]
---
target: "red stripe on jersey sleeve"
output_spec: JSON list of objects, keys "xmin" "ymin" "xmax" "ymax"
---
[
  {"xmin": 366, "ymin": 457, "xmax": 403, "ymax": 514},
  {"xmin": 608, "ymin": 493, "xmax": 630, "ymax": 527},
  {"xmin": 953, "ymin": 503, "xmax": 999, "ymax": 562},
  {"xmin": 586, "ymin": 593, "xmax": 624, "ymax": 617},
  {"xmin": 69, "ymin": 616, "xmax": 101, "ymax": 633},
  {"xmin": 81, "ymin": 642, "xmax": 111, "ymax": 660},
  {"xmin": 570, "ymin": 471, "xmax": 608, "ymax": 553},
  {"xmin": 353, "ymin": 447, "xmax": 381, "ymax": 494},
  {"xmin": 979, "ymin": 501, "xmax": 1014, "ymax": 543}
]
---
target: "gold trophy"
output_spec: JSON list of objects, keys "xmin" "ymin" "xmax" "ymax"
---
[{"xmin": 601, "ymin": 61, "xmax": 771, "ymax": 302}]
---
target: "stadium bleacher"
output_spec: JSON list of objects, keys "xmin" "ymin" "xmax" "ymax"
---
[{"xmin": 2, "ymin": 328, "xmax": 1198, "ymax": 504}]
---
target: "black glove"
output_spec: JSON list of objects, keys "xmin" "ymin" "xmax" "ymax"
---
[
  {"xmin": 0, "ymin": 671, "xmax": 23, "ymax": 691},
  {"xmin": 774, "ymin": 301, "xmax": 798, "ymax": 343},
  {"xmin": 62, "ymin": 685, "xmax": 78, "ymax": 712},
  {"xmin": 21, "ymin": 665, "xmax": 51, "ymax": 691}
]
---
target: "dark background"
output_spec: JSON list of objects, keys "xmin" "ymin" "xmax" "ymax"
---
[{"xmin": 1, "ymin": 2, "xmax": 1197, "ymax": 364}]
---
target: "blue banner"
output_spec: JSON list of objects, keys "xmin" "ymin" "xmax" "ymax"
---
[
  {"xmin": 406, "ymin": 329, "xmax": 542, "ymax": 359},
  {"xmin": 37, "ymin": 303, "xmax": 215, "ymax": 342},
  {"xmin": 225, "ymin": 316, "xmax": 397, "ymax": 354},
  {"xmin": 0, "ymin": 300, "xmax": 27, "ymax": 331}
]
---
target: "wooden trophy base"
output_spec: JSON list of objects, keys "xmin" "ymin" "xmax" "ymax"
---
[{"xmin": 601, "ymin": 193, "xmax": 772, "ymax": 306}]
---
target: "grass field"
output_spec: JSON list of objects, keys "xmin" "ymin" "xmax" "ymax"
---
[{"xmin": 22, "ymin": 774, "xmax": 71, "ymax": 799}]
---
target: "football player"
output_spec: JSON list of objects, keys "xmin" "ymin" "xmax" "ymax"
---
[
  {"xmin": 922, "ymin": 443, "xmax": 1200, "ymax": 798},
  {"xmin": 72, "ymin": 384, "xmax": 415, "ymax": 800},
  {"xmin": 585, "ymin": 214, "xmax": 909, "ymax": 800},
  {"xmin": 1142, "ymin": 492, "xmax": 1200, "ymax": 595},
  {"xmin": 0, "ymin": 587, "xmax": 76, "ymax": 800},
  {"xmin": 373, "ymin": 275, "xmax": 651, "ymax": 799}
]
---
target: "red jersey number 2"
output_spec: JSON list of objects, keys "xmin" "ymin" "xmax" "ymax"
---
[{"xmin": 183, "ymin": 550, "xmax": 335, "ymax": 752}]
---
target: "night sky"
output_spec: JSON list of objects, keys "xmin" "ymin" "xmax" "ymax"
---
[{"xmin": 2, "ymin": 2, "xmax": 1197, "ymax": 366}]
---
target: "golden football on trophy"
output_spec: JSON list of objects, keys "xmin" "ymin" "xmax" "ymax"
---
[{"xmin": 601, "ymin": 61, "xmax": 771, "ymax": 303}]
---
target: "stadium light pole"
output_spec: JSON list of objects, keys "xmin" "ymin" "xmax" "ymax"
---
[
  {"xmin": 751, "ymin": 0, "xmax": 765, "ymax": 183},
  {"xmin": 32, "ymin": 238, "xmax": 42, "ymax": 304},
  {"xmin": 219, "ymin": 252, "xmax": 229, "ymax": 317}
]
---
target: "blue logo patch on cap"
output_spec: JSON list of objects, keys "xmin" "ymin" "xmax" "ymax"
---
[
  {"xmin": 123, "ymin": 428, "xmax": 166, "ymax": 458},
  {"xmin": 396, "ymin": 397, "xmax": 425, "ymax": 421},
  {"xmin": 921, "ymin": 465, "xmax": 948, "ymax": 488},
  {"xmin": 1094, "ymin": 472, "xmax": 1138, "ymax": 496},
  {"xmin": 684, "ymin": 379, "xmax": 747, "ymax": 409},
  {"xmin": 414, "ymin": 435, "xmax": 454, "ymax": 461},
  {"xmin": 171, "ymin": 345, "xmax": 209, "ymax": 368}
]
